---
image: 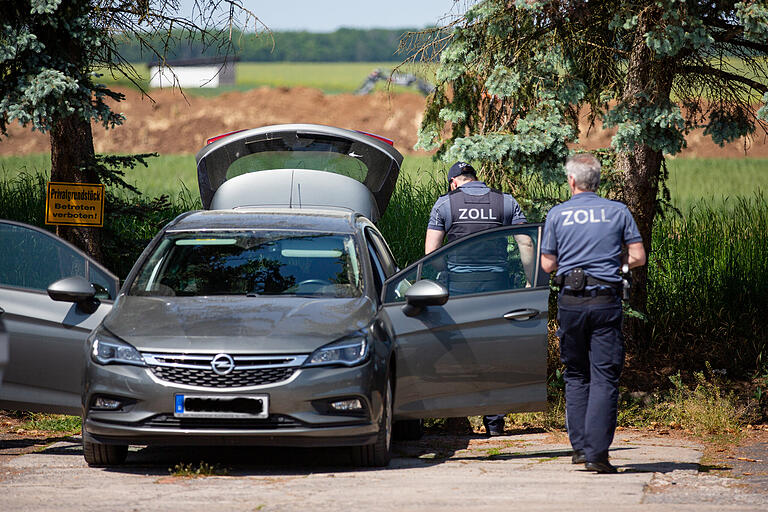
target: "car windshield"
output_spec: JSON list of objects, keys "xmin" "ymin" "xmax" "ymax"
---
[{"xmin": 129, "ymin": 231, "xmax": 363, "ymax": 298}]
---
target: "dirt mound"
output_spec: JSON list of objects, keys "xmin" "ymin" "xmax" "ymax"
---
[
  {"xmin": 0, "ymin": 87, "xmax": 427, "ymax": 156},
  {"xmin": 1, "ymin": 86, "xmax": 766, "ymax": 159}
]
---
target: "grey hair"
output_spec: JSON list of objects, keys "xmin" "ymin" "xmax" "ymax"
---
[{"xmin": 565, "ymin": 153, "xmax": 601, "ymax": 191}]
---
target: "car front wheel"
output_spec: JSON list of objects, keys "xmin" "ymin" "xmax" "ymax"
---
[
  {"xmin": 350, "ymin": 375, "xmax": 392, "ymax": 467},
  {"xmin": 82, "ymin": 422, "xmax": 127, "ymax": 467}
]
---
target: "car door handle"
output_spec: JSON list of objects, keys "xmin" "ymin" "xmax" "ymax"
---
[
  {"xmin": 504, "ymin": 308, "xmax": 540, "ymax": 321},
  {"xmin": 0, "ymin": 306, "xmax": 4, "ymax": 316}
]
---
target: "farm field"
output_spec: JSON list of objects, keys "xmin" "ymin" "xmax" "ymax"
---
[
  {"xmin": 4, "ymin": 82, "xmax": 768, "ymax": 160},
  {"xmin": 97, "ymin": 61, "xmax": 432, "ymax": 94},
  {"xmin": 1, "ymin": 153, "xmax": 766, "ymax": 210},
  {"xmin": 97, "ymin": 59, "xmax": 759, "ymax": 97},
  {"xmin": 2, "ymin": 62, "xmax": 767, "ymax": 211}
]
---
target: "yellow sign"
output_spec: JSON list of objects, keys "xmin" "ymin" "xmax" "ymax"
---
[{"xmin": 45, "ymin": 182, "xmax": 105, "ymax": 227}]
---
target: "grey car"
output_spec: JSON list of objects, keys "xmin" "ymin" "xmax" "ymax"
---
[
  {"xmin": 0, "ymin": 124, "xmax": 549, "ymax": 467},
  {"xmin": 0, "ymin": 319, "xmax": 8, "ymax": 386}
]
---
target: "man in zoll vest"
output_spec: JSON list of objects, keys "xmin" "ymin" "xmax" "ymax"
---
[
  {"xmin": 541, "ymin": 152, "xmax": 646, "ymax": 473},
  {"xmin": 425, "ymin": 161, "xmax": 535, "ymax": 436}
]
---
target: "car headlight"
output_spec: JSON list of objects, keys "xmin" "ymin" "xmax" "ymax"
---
[
  {"xmin": 89, "ymin": 329, "xmax": 145, "ymax": 367},
  {"xmin": 305, "ymin": 334, "xmax": 369, "ymax": 367}
]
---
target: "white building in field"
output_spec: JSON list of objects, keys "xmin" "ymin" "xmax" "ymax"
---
[{"xmin": 149, "ymin": 57, "xmax": 237, "ymax": 89}]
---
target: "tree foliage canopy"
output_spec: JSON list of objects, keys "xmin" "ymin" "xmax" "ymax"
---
[
  {"xmin": 415, "ymin": 0, "xmax": 768, "ymax": 189},
  {"xmin": 0, "ymin": 0, "xmax": 257, "ymax": 138},
  {"xmin": 0, "ymin": 0, "xmax": 121, "ymax": 135}
]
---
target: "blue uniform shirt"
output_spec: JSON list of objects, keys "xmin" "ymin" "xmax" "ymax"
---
[
  {"xmin": 541, "ymin": 192, "xmax": 642, "ymax": 283},
  {"xmin": 427, "ymin": 181, "xmax": 526, "ymax": 231}
]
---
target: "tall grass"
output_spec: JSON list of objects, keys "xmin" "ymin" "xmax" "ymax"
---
[
  {"xmin": 649, "ymin": 194, "xmax": 768, "ymax": 373},
  {"xmin": 0, "ymin": 172, "xmax": 48, "ymax": 227},
  {"xmin": 379, "ymin": 174, "xmax": 445, "ymax": 266},
  {"xmin": 0, "ymin": 173, "xmax": 197, "ymax": 280}
]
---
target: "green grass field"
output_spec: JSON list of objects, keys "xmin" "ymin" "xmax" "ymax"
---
[
  {"xmin": 96, "ymin": 57, "xmax": 761, "ymax": 99},
  {"xmin": 0, "ymin": 154, "xmax": 445, "ymax": 199},
  {"xmin": 2, "ymin": 153, "xmax": 765, "ymax": 209},
  {"xmin": 664, "ymin": 157, "xmax": 768, "ymax": 209},
  {"xmin": 97, "ymin": 61, "xmax": 433, "ymax": 95}
]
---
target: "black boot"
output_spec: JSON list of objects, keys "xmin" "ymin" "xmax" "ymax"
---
[{"xmin": 585, "ymin": 460, "xmax": 618, "ymax": 473}]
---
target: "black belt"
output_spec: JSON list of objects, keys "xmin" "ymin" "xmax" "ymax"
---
[
  {"xmin": 554, "ymin": 273, "xmax": 618, "ymax": 288},
  {"xmin": 561, "ymin": 287, "xmax": 618, "ymax": 297}
]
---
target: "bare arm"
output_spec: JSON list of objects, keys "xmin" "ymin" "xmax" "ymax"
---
[
  {"xmin": 425, "ymin": 229, "xmax": 445, "ymax": 254},
  {"xmin": 625, "ymin": 242, "xmax": 646, "ymax": 269},
  {"xmin": 513, "ymin": 234, "xmax": 536, "ymax": 286},
  {"xmin": 540, "ymin": 253, "xmax": 557, "ymax": 274}
]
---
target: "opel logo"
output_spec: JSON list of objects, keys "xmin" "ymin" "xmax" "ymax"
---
[{"xmin": 211, "ymin": 353, "xmax": 235, "ymax": 375}]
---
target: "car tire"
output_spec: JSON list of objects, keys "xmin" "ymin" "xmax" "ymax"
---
[
  {"xmin": 351, "ymin": 375, "xmax": 392, "ymax": 467},
  {"xmin": 393, "ymin": 419, "xmax": 424, "ymax": 441},
  {"xmin": 82, "ymin": 423, "xmax": 127, "ymax": 467}
]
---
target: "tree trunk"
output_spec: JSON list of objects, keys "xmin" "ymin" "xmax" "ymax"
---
[
  {"xmin": 615, "ymin": 8, "xmax": 675, "ymax": 355},
  {"xmin": 50, "ymin": 114, "xmax": 104, "ymax": 263}
]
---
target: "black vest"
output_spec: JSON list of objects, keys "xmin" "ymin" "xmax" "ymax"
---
[{"xmin": 446, "ymin": 187, "xmax": 505, "ymax": 243}]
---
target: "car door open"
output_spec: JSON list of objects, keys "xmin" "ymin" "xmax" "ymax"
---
[
  {"xmin": 0, "ymin": 220, "xmax": 118, "ymax": 414},
  {"xmin": 381, "ymin": 224, "xmax": 550, "ymax": 420}
]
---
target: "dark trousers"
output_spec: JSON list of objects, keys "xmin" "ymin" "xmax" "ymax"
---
[
  {"xmin": 557, "ymin": 294, "xmax": 624, "ymax": 462},
  {"xmin": 483, "ymin": 414, "xmax": 505, "ymax": 432}
]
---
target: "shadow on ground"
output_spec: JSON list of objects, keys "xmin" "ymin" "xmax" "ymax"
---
[
  {"xmin": 0, "ymin": 435, "xmax": 78, "ymax": 455},
  {"xmin": 3, "ymin": 431, "xmax": 713, "ymax": 479},
  {"xmin": 619, "ymin": 461, "xmax": 700, "ymax": 473}
]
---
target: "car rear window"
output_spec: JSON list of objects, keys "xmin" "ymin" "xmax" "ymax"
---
[
  {"xmin": 129, "ymin": 231, "xmax": 363, "ymax": 298},
  {"xmin": 227, "ymin": 150, "xmax": 368, "ymax": 183}
]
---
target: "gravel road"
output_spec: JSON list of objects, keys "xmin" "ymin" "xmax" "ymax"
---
[{"xmin": 2, "ymin": 430, "xmax": 767, "ymax": 512}]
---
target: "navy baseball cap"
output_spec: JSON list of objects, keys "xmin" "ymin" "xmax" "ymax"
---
[{"xmin": 447, "ymin": 161, "xmax": 477, "ymax": 181}]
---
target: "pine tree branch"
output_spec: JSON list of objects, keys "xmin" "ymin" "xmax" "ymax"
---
[
  {"xmin": 679, "ymin": 65, "xmax": 768, "ymax": 94},
  {"xmin": 704, "ymin": 18, "xmax": 768, "ymax": 53}
]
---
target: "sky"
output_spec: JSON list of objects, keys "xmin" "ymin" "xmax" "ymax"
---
[{"xmin": 182, "ymin": 1, "xmax": 468, "ymax": 32}]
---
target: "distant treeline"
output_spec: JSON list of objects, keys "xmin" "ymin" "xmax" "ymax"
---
[{"xmin": 115, "ymin": 28, "xmax": 436, "ymax": 63}]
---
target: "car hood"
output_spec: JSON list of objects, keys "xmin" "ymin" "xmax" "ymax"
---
[{"xmin": 103, "ymin": 295, "xmax": 377, "ymax": 354}]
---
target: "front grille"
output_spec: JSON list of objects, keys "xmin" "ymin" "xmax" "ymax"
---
[
  {"xmin": 141, "ymin": 414, "xmax": 305, "ymax": 430},
  {"xmin": 142, "ymin": 352, "xmax": 307, "ymax": 388},
  {"xmin": 150, "ymin": 366, "xmax": 296, "ymax": 388}
]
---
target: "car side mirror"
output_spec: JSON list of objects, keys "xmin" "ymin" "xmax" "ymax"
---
[
  {"xmin": 402, "ymin": 279, "xmax": 449, "ymax": 317},
  {"xmin": 47, "ymin": 276, "xmax": 100, "ymax": 314}
]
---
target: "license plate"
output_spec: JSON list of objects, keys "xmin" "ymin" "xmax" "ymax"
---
[{"xmin": 174, "ymin": 395, "xmax": 269, "ymax": 418}]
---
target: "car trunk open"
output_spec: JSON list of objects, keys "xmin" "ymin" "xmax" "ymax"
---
[{"xmin": 195, "ymin": 124, "xmax": 403, "ymax": 222}]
